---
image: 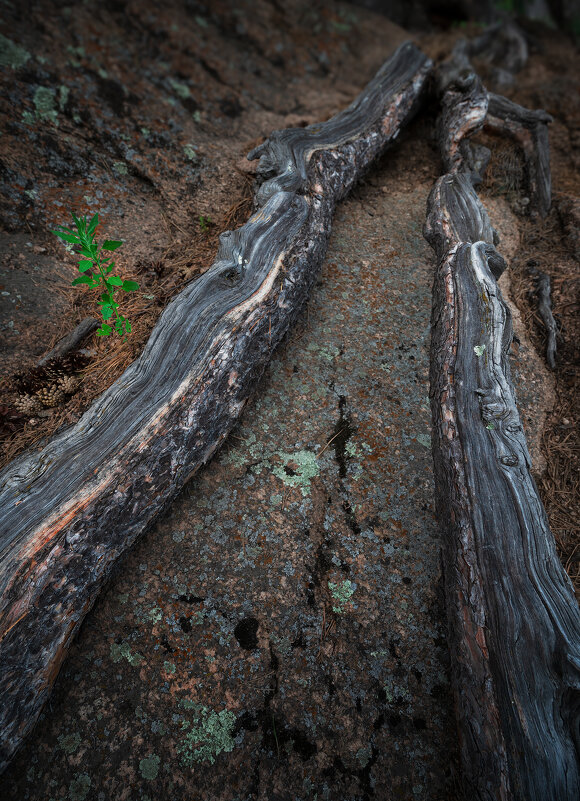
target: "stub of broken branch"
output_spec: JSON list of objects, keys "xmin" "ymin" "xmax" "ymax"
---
[
  {"xmin": 529, "ymin": 264, "xmax": 558, "ymax": 369},
  {"xmin": 426, "ymin": 40, "xmax": 580, "ymax": 801},
  {"xmin": 0, "ymin": 42, "xmax": 432, "ymax": 774}
]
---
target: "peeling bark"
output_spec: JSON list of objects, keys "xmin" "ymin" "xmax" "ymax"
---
[
  {"xmin": 426, "ymin": 46, "xmax": 580, "ymax": 801},
  {"xmin": 0, "ymin": 42, "xmax": 431, "ymax": 774}
]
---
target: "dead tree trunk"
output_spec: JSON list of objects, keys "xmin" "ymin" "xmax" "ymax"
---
[
  {"xmin": 0, "ymin": 43, "xmax": 431, "ymax": 774},
  {"xmin": 425, "ymin": 45, "xmax": 580, "ymax": 801}
]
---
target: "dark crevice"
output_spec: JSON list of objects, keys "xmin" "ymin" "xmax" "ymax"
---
[{"xmin": 332, "ymin": 394, "xmax": 355, "ymax": 479}]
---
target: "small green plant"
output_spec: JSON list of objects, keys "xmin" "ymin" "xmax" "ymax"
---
[
  {"xmin": 51, "ymin": 212, "xmax": 139, "ymax": 341},
  {"xmin": 198, "ymin": 214, "xmax": 211, "ymax": 232}
]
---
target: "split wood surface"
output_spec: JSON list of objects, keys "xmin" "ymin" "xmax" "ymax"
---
[
  {"xmin": 425, "ymin": 44, "xmax": 580, "ymax": 801},
  {"xmin": 0, "ymin": 42, "xmax": 431, "ymax": 774}
]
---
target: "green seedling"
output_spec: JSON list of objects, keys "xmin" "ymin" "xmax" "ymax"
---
[
  {"xmin": 198, "ymin": 214, "xmax": 211, "ymax": 232},
  {"xmin": 52, "ymin": 212, "xmax": 139, "ymax": 341}
]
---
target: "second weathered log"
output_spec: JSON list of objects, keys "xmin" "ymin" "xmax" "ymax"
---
[{"xmin": 426, "ymin": 37, "xmax": 580, "ymax": 801}]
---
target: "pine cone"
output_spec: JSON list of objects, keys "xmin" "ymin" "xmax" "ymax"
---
[
  {"xmin": 57, "ymin": 375, "xmax": 81, "ymax": 395},
  {"xmin": 35, "ymin": 385, "xmax": 65, "ymax": 408},
  {"xmin": 14, "ymin": 394, "xmax": 43, "ymax": 415}
]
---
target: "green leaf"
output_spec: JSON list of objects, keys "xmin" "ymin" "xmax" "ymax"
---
[
  {"xmin": 97, "ymin": 324, "xmax": 112, "ymax": 336},
  {"xmin": 78, "ymin": 260, "xmax": 93, "ymax": 272},
  {"xmin": 107, "ymin": 276, "xmax": 124, "ymax": 286},
  {"xmin": 87, "ymin": 213, "xmax": 99, "ymax": 236},
  {"xmin": 79, "ymin": 246, "xmax": 97, "ymax": 258},
  {"xmin": 103, "ymin": 239, "xmax": 123, "ymax": 251},
  {"xmin": 122, "ymin": 280, "xmax": 139, "ymax": 291},
  {"xmin": 125, "ymin": 321, "xmax": 132, "ymax": 333},
  {"xmin": 53, "ymin": 230, "xmax": 80, "ymax": 244},
  {"xmin": 101, "ymin": 305, "xmax": 114, "ymax": 320},
  {"xmin": 71, "ymin": 275, "xmax": 94, "ymax": 286}
]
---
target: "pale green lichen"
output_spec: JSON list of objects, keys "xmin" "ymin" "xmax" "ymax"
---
[
  {"xmin": 58, "ymin": 731, "xmax": 81, "ymax": 754},
  {"xmin": 0, "ymin": 35, "xmax": 30, "ymax": 70},
  {"xmin": 110, "ymin": 641, "xmax": 142, "ymax": 666},
  {"xmin": 113, "ymin": 161, "xmax": 128, "ymax": 175},
  {"xmin": 68, "ymin": 773, "xmax": 91, "ymax": 801},
  {"xmin": 415, "ymin": 433, "xmax": 431, "ymax": 449},
  {"xmin": 345, "ymin": 441, "xmax": 358, "ymax": 458},
  {"xmin": 328, "ymin": 579, "xmax": 355, "ymax": 613},
  {"xmin": 183, "ymin": 144, "xmax": 198, "ymax": 161},
  {"xmin": 178, "ymin": 705, "xmax": 236, "ymax": 766},
  {"xmin": 32, "ymin": 87, "xmax": 58, "ymax": 124},
  {"xmin": 139, "ymin": 754, "xmax": 161, "ymax": 780},
  {"xmin": 272, "ymin": 449, "xmax": 319, "ymax": 496},
  {"xmin": 163, "ymin": 661, "xmax": 176, "ymax": 674},
  {"xmin": 170, "ymin": 78, "xmax": 191, "ymax": 99},
  {"xmin": 58, "ymin": 85, "xmax": 69, "ymax": 111}
]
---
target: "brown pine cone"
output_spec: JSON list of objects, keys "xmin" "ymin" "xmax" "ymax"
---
[
  {"xmin": 35, "ymin": 385, "xmax": 65, "ymax": 408},
  {"xmin": 14, "ymin": 394, "xmax": 43, "ymax": 415}
]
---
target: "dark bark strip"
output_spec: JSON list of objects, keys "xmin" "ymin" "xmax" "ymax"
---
[
  {"xmin": 0, "ymin": 43, "xmax": 431, "ymax": 774},
  {"xmin": 529, "ymin": 266, "xmax": 558, "ymax": 369},
  {"xmin": 37, "ymin": 318, "xmax": 100, "ymax": 366},
  {"xmin": 426, "ymin": 43, "xmax": 580, "ymax": 801}
]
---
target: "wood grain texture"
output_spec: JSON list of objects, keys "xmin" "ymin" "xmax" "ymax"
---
[
  {"xmin": 0, "ymin": 42, "xmax": 432, "ymax": 774},
  {"xmin": 426, "ymin": 47, "xmax": 580, "ymax": 801}
]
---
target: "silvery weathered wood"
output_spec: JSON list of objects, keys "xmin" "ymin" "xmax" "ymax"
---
[
  {"xmin": 0, "ymin": 42, "xmax": 432, "ymax": 774},
  {"xmin": 426, "ymin": 47, "xmax": 580, "ymax": 801}
]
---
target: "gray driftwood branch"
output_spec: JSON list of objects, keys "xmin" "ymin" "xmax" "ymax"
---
[
  {"xmin": 425, "ymin": 47, "xmax": 580, "ymax": 801},
  {"xmin": 0, "ymin": 43, "xmax": 431, "ymax": 774},
  {"xmin": 529, "ymin": 265, "xmax": 558, "ymax": 369}
]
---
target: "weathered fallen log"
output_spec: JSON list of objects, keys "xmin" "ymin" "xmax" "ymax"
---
[
  {"xmin": 426, "ymin": 46, "xmax": 580, "ymax": 801},
  {"xmin": 0, "ymin": 42, "xmax": 432, "ymax": 774}
]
